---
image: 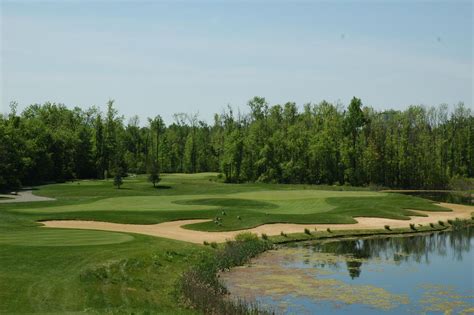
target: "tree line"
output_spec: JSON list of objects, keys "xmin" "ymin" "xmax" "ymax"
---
[{"xmin": 0, "ymin": 97, "xmax": 472, "ymax": 190}]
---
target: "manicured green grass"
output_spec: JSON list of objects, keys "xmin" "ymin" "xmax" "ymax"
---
[
  {"xmin": 0, "ymin": 173, "xmax": 454, "ymax": 313},
  {"xmin": 0, "ymin": 228, "xmax": 134, "ymax": 246}
]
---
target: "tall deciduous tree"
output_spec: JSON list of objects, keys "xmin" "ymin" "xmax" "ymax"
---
[{"xmin": 1, "ymin": 97, "xmax": 471, "ymax": 191}]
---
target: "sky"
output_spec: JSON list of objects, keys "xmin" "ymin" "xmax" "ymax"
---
[{"xmin": 1, "ymin": 0, "xmax": 472, "ymax": 124}]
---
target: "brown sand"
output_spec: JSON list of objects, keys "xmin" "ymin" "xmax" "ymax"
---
[{"xmin": 41, "ymin": 202, "xmax": 474, "ymax": 244}]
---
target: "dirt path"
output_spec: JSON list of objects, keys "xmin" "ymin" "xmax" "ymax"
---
[
  {"xmin": 41, "ymin": 202, "xmax": 474, "ymax": 244},
  {"xmin": 0, "ymin": 190, "xmax": 55, "ymax": 203}
]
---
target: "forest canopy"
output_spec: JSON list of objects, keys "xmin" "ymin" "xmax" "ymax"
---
[{"xmin": 1, "ymin": 97, "xmax": 472, "ymax": 190}]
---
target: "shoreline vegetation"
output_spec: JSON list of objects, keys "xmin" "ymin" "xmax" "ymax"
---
[
  {"xmin": 179, "ymin": 219, "xmax": 473, "ymax": 315},
  {"xmin": 177, "ymin": 233, "xmax": 274, "ymax": 314},
  {"xmin": 264, "ymin": 217, "xmax": 473, "ymax": 245}
]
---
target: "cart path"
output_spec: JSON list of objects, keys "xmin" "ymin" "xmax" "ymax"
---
[{"xmin": 0, "ymin": 190, "xmax": 55, "ymax": 203}]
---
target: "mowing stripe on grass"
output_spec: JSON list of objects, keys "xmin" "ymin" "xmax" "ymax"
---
[{"xmin": 0, "ymin": 229, "xmax": 134, "ymax": 246}]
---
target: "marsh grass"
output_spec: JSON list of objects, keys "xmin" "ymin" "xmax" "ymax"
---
[
  {"xmin": 177, "ymin": 233, "xmax": 273, "ymax": 314},
  {"xmin": 450, "ymin": 218, "xmax": 471, "ymax": 230}
]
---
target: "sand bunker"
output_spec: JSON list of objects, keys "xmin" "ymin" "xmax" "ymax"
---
[{"xmin": 41, "ymin": 202, "xmax": 474, "ymax": 244}]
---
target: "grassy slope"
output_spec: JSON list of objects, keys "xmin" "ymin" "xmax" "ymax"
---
[{"xmin": 0, "ymin": 173, "xmax": 451, "ymax": 313}]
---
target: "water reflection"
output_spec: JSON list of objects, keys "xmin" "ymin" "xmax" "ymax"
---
[{"xmin": 303, "ymin": 226, "xmax": 472, "ymax": 278}]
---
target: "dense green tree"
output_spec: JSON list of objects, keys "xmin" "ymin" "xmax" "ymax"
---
[
  {"xmin": 148, "ymin": 115, "xmax": 165, "ymax": 172},
  {"xmin": 343, "ymin": 97, "xmax": 367, "ymax": 185},
  {"xmin": 0, "ymin": 115, "xmax": 23, "ymax": 190},
  {"xmin": 1, "ymin": 97, "xmax": 472, "ymax": 191},
  {"xmin": 93, "ymin": 114, "xmax": 106, "ymax": 178}
]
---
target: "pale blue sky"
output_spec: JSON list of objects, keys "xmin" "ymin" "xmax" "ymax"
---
[{"xmin": 1, "ymin": 1, "xmax": 472, "ymax": 123}]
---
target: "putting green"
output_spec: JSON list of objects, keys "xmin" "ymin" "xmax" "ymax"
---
[{"xmin": 0, "ymin": 228, "xmax": 134, "ymax": 246}]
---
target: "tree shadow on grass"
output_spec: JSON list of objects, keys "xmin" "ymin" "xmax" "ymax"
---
[{"xmin": 153, "ymin": 185, "xmax": 172, "ymax": 190}]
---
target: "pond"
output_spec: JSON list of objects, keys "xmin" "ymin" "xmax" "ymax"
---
[
  {"xmin": 393, "ymin": 191, "xmax": 473, "ymax": 206},
  {"xmin": 221, "ymin": 227, "xmax": 474, "ymax": 314}
]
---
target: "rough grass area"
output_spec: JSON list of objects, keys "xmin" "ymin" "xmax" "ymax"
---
[
  {"xmin": 0, "ymin": 173, "xmax": 459, "ymax": 314},
  {"xmin": 0, "ymin": 232, "xmax": 206, "ymax": 314}
]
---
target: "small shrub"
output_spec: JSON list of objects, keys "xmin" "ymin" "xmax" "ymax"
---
[
  {"xmin": 430, "ymin": 223, "xmax": 435, "ymax": 228},
  {"xmin": 384, "ymin": 225, "xmax": 391, "ymax": 231},
  {"xmin": 261, "ymin": 233, "xmax": 268, "ymax": 240},
  {"xmin": 148, "ymin": 161, "xmax": 161, "ymax": 187},
  {"xmin": 438, "ymin": 220, "xmax": 445, "ymax": 226},
  {"xmin": 326, "ymin": 228, "xmax": 332, "ymax": 233},
  {"xmin": 113, "ymin": 173, "xmax": 123, "ymax": 189},
  {"xmin": 280, "ymin": 231, "xmax": 287, "ymax": 237},
  {"xmin": 210, "ymin": 242, "xmax": 218, "ymax": 249},
  {"xmin": 235, "ymin": 232, "xmax": 259, "ymax": 242},
  {"xmin": 447, "ymin": 219, "xmax": 454, "ymax": 225},
  {"xmin": 451, "ymin": 218, "xmax": 469, "ymax": 230},
  {"xmin": 304, "ymin": 228, "xmax": 311, "ymax": 235},
  {"xmin": 409, "ymin": 223, "xmax": 416, "ymax": 231},
  {"xmin": 449, "ymin": 175, "xmax": 474, "ymax": 191},
  {"xmin": 418, "ymin": 224, "xmax": 423, "ymax": 227},
  {"xmin": 237, "ymin": 215, "xmax": 241, "ymax": 220},
  {"xmin": 203, "ymin": 241, "xmax": 209, "ymax": 246},
  {"xmin": 221, "ymin": 210, "xmax": 226, "ymax": 216},
  {"xmin": 314, "ymin": 227, "xmax": 317, "ymax": 232}
]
